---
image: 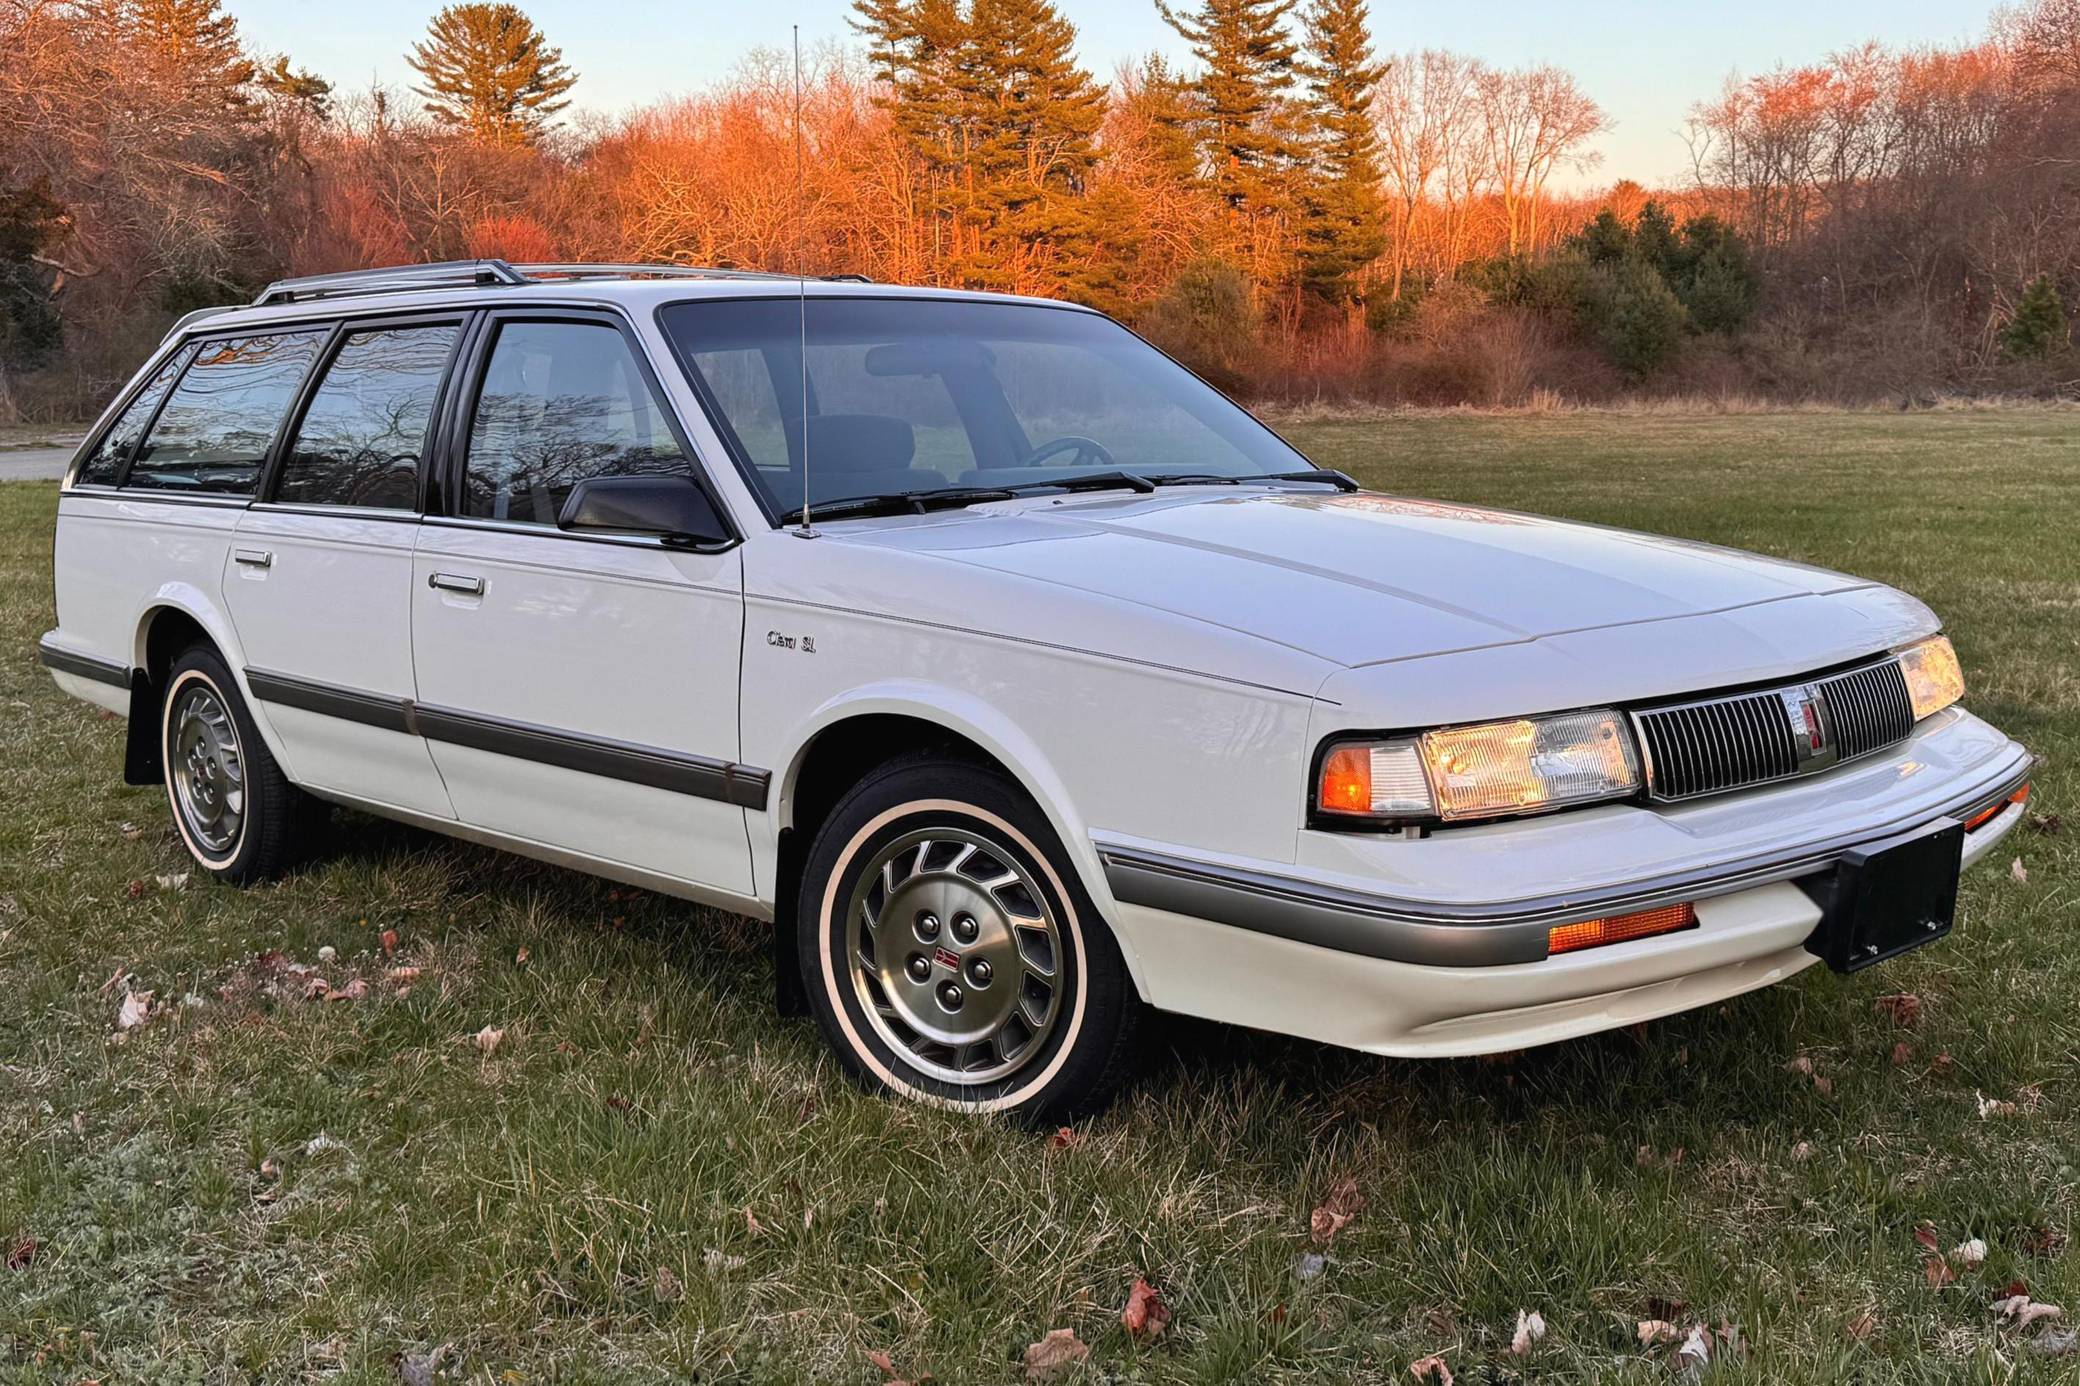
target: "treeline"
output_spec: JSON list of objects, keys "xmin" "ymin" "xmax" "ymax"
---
[{"xmin": 1, "ymin": 0, "xmax": 2076, "ymax": 421}]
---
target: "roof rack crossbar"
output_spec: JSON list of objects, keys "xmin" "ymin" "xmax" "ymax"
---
[
  {"xmin": 251, "ymin": 259, "xmax": 876, "ymax": 307},
  {"xmin": 253, "ymin": 259, "xmax": 529, "ymax": 306}
]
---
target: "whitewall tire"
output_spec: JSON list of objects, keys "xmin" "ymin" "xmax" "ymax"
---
[
  {"xmin": 798, "ymin": 756, "xmax": 1142, "ymax": 1122},
  {"xmin": 160, "ymin": 644, "xmax": 315, "ymax": 883}
]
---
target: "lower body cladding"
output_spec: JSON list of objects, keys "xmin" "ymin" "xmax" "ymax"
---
[{"xmin": 1097, "ymin": 736, "xmax": 2031, "ymax": 1059}]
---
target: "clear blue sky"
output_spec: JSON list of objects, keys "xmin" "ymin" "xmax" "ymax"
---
[{"xmin": 232, "ymin": 0, "xmax": 1997, "ymax": 188}]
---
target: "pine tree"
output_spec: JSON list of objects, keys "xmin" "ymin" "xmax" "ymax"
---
[
  {"xmin": 853, "ymin": 0, "xmax": 1104, "ymax": 296},
  {"xmin": 407, "ymin": 4, "xmax": 577, "ymax": 147},
  {"xmin": 1156, "ymin": 0, "xmax": 1304, "ymax": 217},
  {"xmin": 1294, "ymin": 0, "xmax": 1385, "ymax": 307},
  {"xmin": 258, "ymin": 56, "xmax": 334, "ymax": 120},
  {"xmin": 119, "ymin": 0, "xmax": 255, "ymax": 114}
]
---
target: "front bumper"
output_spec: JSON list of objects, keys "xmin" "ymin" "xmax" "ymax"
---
[{"xmin": 1096, "ymin": 709, "xmax": 2030, "ymax": 1056}]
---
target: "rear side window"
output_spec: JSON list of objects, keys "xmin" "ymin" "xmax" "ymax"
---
[
  {"xmin": 74, "ymin": 348, "xmax": 191, "ymax": 486},
  {"xmin": 277, "ymin": 323, "xmax": 459, "ymax": 510},
  {"xmin": 129, "ymin": 331, "xmax": 326, "ymax": 495},
  {"xmin": 462, "ymin": 321, "xmax": 689, "ymax": 525}
]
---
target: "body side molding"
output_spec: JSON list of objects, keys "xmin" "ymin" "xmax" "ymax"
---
[
  {"xmin": 242, "ymin": 667, "xmax": 771, "ymax": 809},
  {"xmin": 37, "ymin": 636, "xmax": 130, "ymax": 688}
]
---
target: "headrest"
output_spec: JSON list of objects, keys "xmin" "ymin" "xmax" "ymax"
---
[{"xmin": 805, "ymin": 414, "xmax": 915, "ymax": 472}]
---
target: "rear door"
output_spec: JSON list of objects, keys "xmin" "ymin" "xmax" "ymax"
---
[
  {"xmin": 409, "ymin": 309, "xmax": 755, "ymax": 898},
  {"xmin": 224, "ymin": 315, "xmax": 465, "ymax": 816}
]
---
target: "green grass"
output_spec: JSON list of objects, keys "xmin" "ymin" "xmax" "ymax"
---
[{"xmin": 3, "ymin": 409, "xmax": 2077, "ymax": 1383}]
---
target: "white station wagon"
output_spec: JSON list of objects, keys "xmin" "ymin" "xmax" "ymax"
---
[{"xmin": 41, "ymin": 261, "xmax": 2032, "ymax": 1119}]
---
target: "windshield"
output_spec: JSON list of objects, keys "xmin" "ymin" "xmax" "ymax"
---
[{"xmin": 658, "ymin": 296, "xmax": 1314, "ymax": 521}]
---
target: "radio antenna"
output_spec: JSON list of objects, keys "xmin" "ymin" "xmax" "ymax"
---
[{"xmin": 792, "ymin": 25, "xmax": 816, "ymax": 538}]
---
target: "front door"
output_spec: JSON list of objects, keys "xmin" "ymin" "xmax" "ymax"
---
[{"xmin": 409, "ymin": 312, "xmax": 754, "ymax": 897}]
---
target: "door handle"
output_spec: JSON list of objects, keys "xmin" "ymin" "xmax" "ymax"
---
[
  {"xmin": 428, "ymin": 572, "xmax": 485, "ymax": 596},
  {"xmin": 232, "ymin": 548, "xmax": 273, "ymax": 569}
]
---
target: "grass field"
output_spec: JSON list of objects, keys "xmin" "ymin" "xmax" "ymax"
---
[{"xmin": 3, "ymin": 410, "xmax": 2077, "ymax": 1383}]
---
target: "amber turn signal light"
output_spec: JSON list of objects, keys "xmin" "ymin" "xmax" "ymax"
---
[
  {"xmin": 1962, "ymin": 782, "xmax": 2030, "ymax": 833},
  {"xmin": 1547, "ymin": 903, "xmax": 1697, "ymax": 956}
]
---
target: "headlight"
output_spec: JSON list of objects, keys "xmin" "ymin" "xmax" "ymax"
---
[
  {"xmin": 1898, "ymin": 634, "xmax": 1965, "ymax": 721},
  {"xmin": 1317, "ymin": 708, "xmax": 1642, "ymax": 825}
]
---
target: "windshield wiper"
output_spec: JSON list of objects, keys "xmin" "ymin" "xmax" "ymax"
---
[
  {"xmin": 1000, "ymin": 470, "xmax": 1157, "ymax": 496},
  {"xmin": 777, "ymin": 472, "xmax": 1163, "ymax": 525},
  {"xmin": 777, "ymin": 486, "xmax": 1017, "ymax": 526},
  {"xmin": 1149, "ymin": 469, "xmax": 1360, "ymax": 492}
]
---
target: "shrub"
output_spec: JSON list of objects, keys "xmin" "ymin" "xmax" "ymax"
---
[
  {"xmin": 2001, "ymin": 276, "xmax": 2069, "ymax": 360},
  {"xmin": 1581, "ymin": 259, "xmax": 1689, "ymax": 379},
  {"xmin": 1138, "ymin": 259, "xmax": 1261, "ymax": 394}
]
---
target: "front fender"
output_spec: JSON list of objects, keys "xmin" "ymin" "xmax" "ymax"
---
[{"xmin": 770, "ymin": 680, "xmax": 1154, "ymax": 999}]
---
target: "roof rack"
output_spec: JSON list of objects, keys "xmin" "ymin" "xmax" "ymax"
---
[
  {"xmin": 253, "ymin": 259, "xmax": 874, "ymax": 307},
  {"xmin": 253, "ymin": 259, "xmax": 530, "ymax": 306}
]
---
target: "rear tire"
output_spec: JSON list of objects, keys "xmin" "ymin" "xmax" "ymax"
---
[
  {"xmin": 798, "ymin": 757, "xmax": 1142, "ymax": 1123},
  {"xmin": 160, "ymin": 644, "xmax": 314, "ymax": 883}
]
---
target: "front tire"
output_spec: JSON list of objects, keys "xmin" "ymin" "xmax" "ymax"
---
[
  {"xmin": 160, "ymin": 644, "xmax": 313, "ymax": 883},
  {"xmin": 798, "ymin": 757, "xmax": 1142, "ymax": 1123}
]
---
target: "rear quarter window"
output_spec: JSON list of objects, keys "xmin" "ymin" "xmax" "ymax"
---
[
  {"xmin": 73, "ymin": 347, "xmax": 192, "ymax": 487},
  {"xmin": 128, "ymin": 330, "xmax": 326, "ymax": 495}
]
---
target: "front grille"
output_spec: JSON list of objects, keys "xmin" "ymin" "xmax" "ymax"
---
[
  {"xmin": 1635, "ymin": 658, "xmax": 1916, "ymax": 803},
  {"xmin": 1817, "ymin": 659, "xmax": 1915, "ymax": 761}
]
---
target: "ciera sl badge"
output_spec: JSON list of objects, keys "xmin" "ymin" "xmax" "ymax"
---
[
  {"xmin": 1778, "ymin": 683, "xmax": 1841, "ymax": 771},
  {"xmin": 766, "ymin": 630, "xmax": 817, "ymax": 653}
]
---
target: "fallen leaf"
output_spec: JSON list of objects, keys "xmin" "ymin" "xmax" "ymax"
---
[
  {"xmin": 1310, "ymin": 1176, "xmax": 1364, "ymax": 1246},
  {"xmin": 98, "ymin": 967, "xmax": 130, "ymax": 996},
  {"xmin": 744, "ymin": 1207, "xmax": 764, "ymax": 1236},
  {"xmin": 1933, "ymin": 1053, "xmax": 1955, "ymax": 1075},
  {"xmin": 1927, "ymin": 1259, "xmax": 1958, "ymax": 1289},
  {"xmin": 1510, "ymin": 1309, "xmax": 1546, "ymax": 1355},
  {"xmin": 1122, "ymin": 1277, "xmax": 1170, "ymax": 1341},
  {"xmin": 5, "ymin": 1235, "xmax": 35, "ymax": 1270},
  {"xmin": 1407, "ymin": 1354, "xmax": 1453, "ymax": 1384},
  {"xmin": 1638, "ymin": 1320, "xmax": 1683, "ymax": 1345},
  {"xmin": 473, "ymin": 1025, "xmax": 505, "ymax": 1053},
  {"xmin": 2035, "ymin": 1328, "xmax": 2079, "ymax": 1356},
  {"xmin": 154, "ymin": 871, "xmax": 189, "ymax": 891},
  {"xmin": 865, "ymin": 1347, "xmax": 899, "ymax": 1378},
  {"xmin": 1791, "ymin": 1140, "xmax": 1814, "ymax": 1161},
  {"xmin": 1678, "ymin": 1324, "xmax": 1713, "ymax": 1368},
  {"xmin": 393, "ymin": 1352, "xmax": 438, "ymax": 1386},
  {"xmin": 1953, "ymin": 1238, "xmax": 1988, "ymax": 1269},
  {"xmin": 386, "ymin": 966, "xmax": 421, "ymax": 983},
  {"xmin": 1048, "ymin": 1126, "xmax": 1084, "ymax": 1150},
  {"xmin": 1978, "ymin": 1091, "xmax": 2019, "ymax": 1119},
  {"xmin": 1845, "ymin": 1311, "xmax": 1878, "ymax": 1341},
  {"xmin": 117, "ymin": 988, "xmax": 155, "ymax": 1030},
  {"xmin": 653, "ymin": 1264, "xmax": 682, "ymax": 1302},
  {"xmin": 325, "ymin": 979, "xmax": 368, "ymax": 1003},
  {"xmin": 2011, "ymin": 857, "xmax": 2028, "ymax": 884},
  {"xmin": 2028, "ymin": 812, "xmax": 2062, "ymax": 835},
  {"xmin": 1891, "ymin": 1041, "xmax": 1914, "ymax": 1067},
  {"xmin": 515, "ymin": 946, "xmax": 530, "ymax": 964},
  {"xmin": 259, "ymin": 1158, "xmax": 280, "ymax": 1179},
  {"xmin": 1914, "ymin": 1222, "xmax": 1941, "ymax": 1254},
  {"xmin": 1022, "ymin": 1327, "xmax": 1088, "ymax": 1383},
  {"xmin": 303, "ymin": 977, "xmax": 332, "ymax": 1001},
  {"xmin": 1874, "ymin": 993, "xmax": 1922, "ymax": 1026},
  {"xmin": 380, "ymin": 929, "xmax": 399, "ymax": 955},
  {"xmin": 124, "ymin": 879, "xmax": 145, "ymax": 898},
  {"xmin": 1994, "ymin": 1295, "xmax": 2063, "ymax": 1329},
  {"xmin": 119, "ymin": 821, "xmax": 142, "ymax": 840}
]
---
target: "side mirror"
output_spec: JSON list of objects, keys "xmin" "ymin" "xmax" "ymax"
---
[{"xmin": 557, "ymin": 474, "xmax": 732, "ymax": 547}]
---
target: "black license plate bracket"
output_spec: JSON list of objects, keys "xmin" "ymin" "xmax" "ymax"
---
[{"xmin": 1805, "ymin": 819, "xmax": 1963, "ymax": 974}]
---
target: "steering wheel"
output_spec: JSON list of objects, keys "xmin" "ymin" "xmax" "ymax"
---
[{"xmin": 1020, "ymin": 435, "xmax": 1116, "ymax": 469}]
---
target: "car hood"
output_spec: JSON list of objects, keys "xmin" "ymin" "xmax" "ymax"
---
[{"xmin": 830, "ymin": 487, "xmax": 1923, "ymax": 672}]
